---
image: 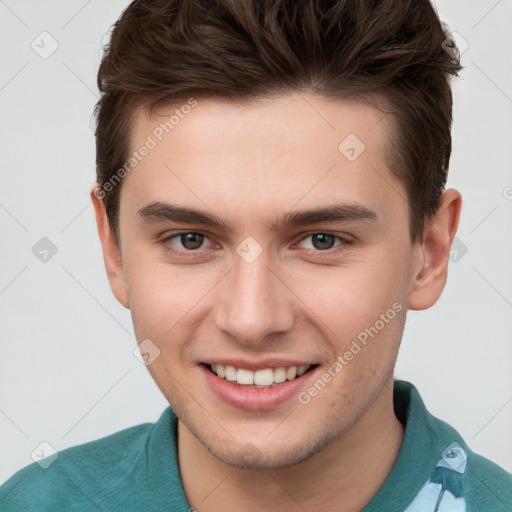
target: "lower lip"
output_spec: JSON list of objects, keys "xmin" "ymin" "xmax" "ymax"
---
[{"xmin": 201, "ymin": 364, "xmax": 318, "ymax": 411}]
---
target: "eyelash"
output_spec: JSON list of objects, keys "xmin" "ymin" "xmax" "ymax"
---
[{"xmin": 158, "ymin": 231, "xmax": 353, "ymax": 259}]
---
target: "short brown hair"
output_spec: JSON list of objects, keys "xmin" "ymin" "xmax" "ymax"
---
[{"xmin": 94, "ymin": 0, "xmax": 462, "ymax": 245}]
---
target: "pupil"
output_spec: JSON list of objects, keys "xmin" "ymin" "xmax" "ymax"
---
[
  {"xmin": 181, "ymin": 233, "xmax": 203, "ymax": 250},
  {"xmin": 313, "ymin": 234, "xmax": 334, "ymax": 250}
]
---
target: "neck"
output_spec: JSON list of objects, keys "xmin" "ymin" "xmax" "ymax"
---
[{"xmin": 177, "ymin": 377, "xmax": 404, "ymax": 512}]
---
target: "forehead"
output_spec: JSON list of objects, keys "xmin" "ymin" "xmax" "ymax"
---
[
  {"xmin": 121, "ymin": 93, "xmax": 406, "ymax": 229},
  {"xmin": 131, "ymin": 92, "xmax": 394, "ymax": 162}
]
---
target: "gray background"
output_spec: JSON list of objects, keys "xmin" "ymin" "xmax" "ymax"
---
[{"xmin": 1, "ymin": 0, "xmax": 511, "ymax": 483}]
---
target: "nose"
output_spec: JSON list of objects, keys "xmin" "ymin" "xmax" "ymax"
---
[{"xmin": 214, "ymin": 249, "xmax": 295, "ymax": 346}]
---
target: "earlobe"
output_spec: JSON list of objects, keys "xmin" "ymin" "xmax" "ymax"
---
[
  {"xmin": 408, "ymin": 189, "xmax": 462, "ymax": 311},
  {"xmin": 90, "ymin": 185, "xmax": 130, "ymax": 309}
]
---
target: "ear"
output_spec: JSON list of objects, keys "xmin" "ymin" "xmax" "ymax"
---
[
  {"xmin": 408, "ymin": 189, "xmax": 462, "ymax": 310},
  {"xmin": 90, "ymin": 185, "xmax": 129, "ymax": 309}
]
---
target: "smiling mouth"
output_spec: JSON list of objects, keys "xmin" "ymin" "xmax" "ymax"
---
[{"xmin": 205, "ymin": 363, "xmax": 318, "ymax": 388}]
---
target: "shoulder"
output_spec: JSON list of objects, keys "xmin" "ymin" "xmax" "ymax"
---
[
  {"xmin": 393, "ymin": 380, "xmax": 512, "ymax": 510},
  {"xmin": 0, "ymin": 421, "xmax": 155, "ymax": 512},
  {"xmin": 465, "ymin": 450, "xmax": 512, "ymax": 510}
]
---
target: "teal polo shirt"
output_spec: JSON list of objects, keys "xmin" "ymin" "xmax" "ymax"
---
[{"xmin": 1, "ymin": 380, "xmax": 511, "ymax": 511}]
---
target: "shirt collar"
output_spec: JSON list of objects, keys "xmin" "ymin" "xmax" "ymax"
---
[{"xmin": 363, "ymin": 379, "xmax": 467, "ymax": 511}]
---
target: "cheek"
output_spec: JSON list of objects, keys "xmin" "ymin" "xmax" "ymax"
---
[
  {"xmin": 285, "ymin": 255, "xmax": 406, "ymax": 334},
  {"xmin": 123, "ymin": 255, "xmax": 189, "ymax": 340},
  {"xmin": 124, "ymin": 253, "xmax": 222, "ymax": 355}
]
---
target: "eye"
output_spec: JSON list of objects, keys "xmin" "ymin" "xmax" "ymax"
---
[
  {"xmin": 294, "ymin": 233, "xmax": 352, "ymax": 253},
  {"xmin": 159, "ymin": 231, "xmax": 352, "ymax": 259},
  {"xmin": 160, "ymin": 231, "xmax": 216, "ymax": 253}
]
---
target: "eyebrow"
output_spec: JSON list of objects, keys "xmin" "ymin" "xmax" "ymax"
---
[{"xmin": 137, "ymin": 201, "xmax": 378, "ymax": 231}]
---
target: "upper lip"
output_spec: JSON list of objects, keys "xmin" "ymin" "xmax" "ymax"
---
[{"xmin": 203, "ymin": 358, "xmax": 317, "ymax": 371}]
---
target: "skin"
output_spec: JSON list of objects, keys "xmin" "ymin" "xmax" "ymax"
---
[{"xmin": 91, "ymin": 92, "xmax": 461, "ymax": 511}]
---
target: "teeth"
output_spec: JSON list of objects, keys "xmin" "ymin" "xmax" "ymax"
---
[
  {"xmin": 273, "ymin": 367, "xmax": 287, "ymax": 383},
  {"xmin": 297, "ymin": 365, "xmax": 308, "ymax": 376},
  {"xmin": 224, "ymin": 365, "xmax": 237, "ymax": 382},
  {"xmin": 254, "ymin": 368, "xmax": 274, "ymax": 386},
  {"xmin": 286, "ymin": 366, "xmax": 297, "ymax": 380},
  {"xmin": 210, "ymin": 363, "xmax": 312, "ymax": 387},
  {"xmin": 237, "ymin": 368, "xmax": 254, "ymax": 385}
]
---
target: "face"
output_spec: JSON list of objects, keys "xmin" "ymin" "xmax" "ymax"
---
[{"xmin": 98, "ymin": 93, "xmax": 429, "ymax": 468}]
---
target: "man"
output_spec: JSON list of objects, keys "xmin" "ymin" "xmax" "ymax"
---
[{"xmin": 1, "ymin": 0, "xmax": 511, "ymax": 511}]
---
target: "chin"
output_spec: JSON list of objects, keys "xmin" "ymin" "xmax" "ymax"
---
[{"xmin": 200, "ymin": 429, "xmax": 335, "ymax": 470}]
